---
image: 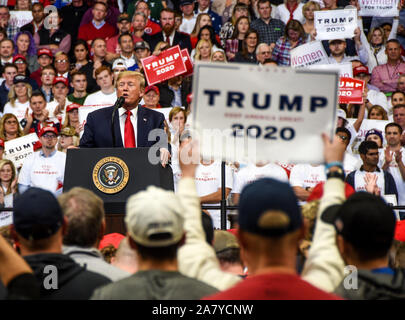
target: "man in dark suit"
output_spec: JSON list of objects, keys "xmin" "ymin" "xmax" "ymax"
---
[
  {"xmin": 147, "ymin": 8, "xmax": 192, "ymax": 54},
  {"xmin": 80, "ymin": 71, "xmax": 170, "ymax": 167}
]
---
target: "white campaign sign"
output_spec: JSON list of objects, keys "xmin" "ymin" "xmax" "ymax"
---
[
  {"xmin": 307, "ymin": 62, "xmax": 353, "ymax": 78},
  {"xmin": 3, "ymin": 133, "xmax": 39, "ymax": 168},
  {"xmin": 315, "ymin": 9, "xmax": 357, "ymax": 40},
  {"xmin": 347, "ymin": 118, "xmax": 389, "ymax": 154},
  {"xmin": 290, "ymin": 41, "xmax": 329, "ymax": 68},
  {"xmin": 359, "ymin": 0, "xmax": 399, "ymax": 17},
  {"xmin": 78, "ymin": 104, "xmax": 111, "ymax": 137},
  {"xmin": 192, "ymin": 63, "xmax": 339, "ymax": 164},
  {"xmin": 9, "ymin": 11, "xmax": 33, "ymax": 28}
]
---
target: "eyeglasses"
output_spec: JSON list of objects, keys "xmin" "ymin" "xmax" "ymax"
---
[
  {"xmin": 15, "ymin": 60, "xmax": 25, "ymax": 64},
  {"xmin": 55, "ymin": 59, "xmax": 68, "ymax": 63},
  {"xmin": 42, "ymin": 134, "xmax": 57, "ymax": 139}
]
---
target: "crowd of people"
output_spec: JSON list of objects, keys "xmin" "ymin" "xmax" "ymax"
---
[{"xmin": 0, "ymin": 0, "xmax": 404, "ymax": 301}]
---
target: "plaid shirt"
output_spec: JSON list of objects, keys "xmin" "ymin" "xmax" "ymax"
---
[
  {"xmin": 6, "ymin": 24, "xmax": 20, "ymax": 41},
  {"xmin": 250, "ymin": 18, "xmax": 285, "ymax": 45},
  {"xmin": 272, "ymin": 36, "xmax": 305, "ymax": 66}
]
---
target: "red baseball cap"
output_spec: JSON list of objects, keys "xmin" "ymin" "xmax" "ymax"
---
[
  {"xmin": 145, "ymin": 85, "xmax": 159, "ymax": 95},
  {"xmin": 53, "ymin": 76, "xmax": 68, "ymax": 87},
  {"xmin": 395, "ymin": 220, "xmax": 405, "ymax": 241},
  {"xmin": 353, "ymin": 65, "xmax": 370, "ymax": 77},
  {"xmin": 66, "ymin": 103, "xmax": 80, "ymax": 113},
  {"xmin": 39, "ymin": 126, "xmax": 59, "ymax": 137},
  {"xmin": 98, "ymin": 233, "xmax": 125, "ymax": 250},
  {"xmin": 0, "ymin": 138, "xmax": 4, "ymax": 148},
  {"xmin": 307, "ymin": 182, "xmax": 355, "ymax": 202},
  {"xmin": 12, "ymin": 54, "xmax": 27, "ymax": 63},
  {"xmin": 186, "ymin": 93, "xmax": 193, "ymax": 105},
  {"xmin": 37, "ymin": 48, "xmax": 53, "ymax": 59}
]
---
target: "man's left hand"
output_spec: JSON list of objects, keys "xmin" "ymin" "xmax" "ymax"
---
[{"xmin": 160, "ymin": 148, "xmax": 171, "ymax": 167}]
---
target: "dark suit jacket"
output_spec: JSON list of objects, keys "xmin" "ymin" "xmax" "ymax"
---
[
  {"xmin": 79, "ymin": 105, "xmax": 168, "ymax": 149},
  {"xmin": 147, "ymin": 31, "xmax": 192, "ymax": 54}
]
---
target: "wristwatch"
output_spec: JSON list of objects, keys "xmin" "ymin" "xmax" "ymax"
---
[{"xmin": 326, "ymin": 167, "xmax": 345, "ymax": 181}]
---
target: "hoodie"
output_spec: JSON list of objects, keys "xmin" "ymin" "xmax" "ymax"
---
[{"xmin": 24, "ymin": 253, "xmax": 111, "ymax": 300}]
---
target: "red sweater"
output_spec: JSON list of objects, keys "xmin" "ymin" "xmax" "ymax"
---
[
  {"xmin": 204, "ymin": 273, "xmax": 342, "ymax": 300},
  {"xmin": 78, "ymin": 22, "xmax": 116, "ymax": 42}
]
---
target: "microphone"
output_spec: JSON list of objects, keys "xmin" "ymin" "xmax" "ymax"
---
[{"xmin": 111, "ymin": 96, "xmax": 126, "ymax": 148}]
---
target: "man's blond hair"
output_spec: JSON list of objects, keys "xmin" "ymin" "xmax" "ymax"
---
[{"xmin": 116, "ymin": 71, "xmax": 145, "ymax": 91}]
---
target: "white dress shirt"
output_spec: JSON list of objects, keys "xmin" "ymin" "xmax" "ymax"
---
[{"xmin": 119, "ymin": 106, "xmax": 138, "ymax": 147}]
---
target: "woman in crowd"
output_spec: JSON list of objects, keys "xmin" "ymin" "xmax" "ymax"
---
[
  {"xmin": 365, "ymin": 129, "xmax": 384, "ymax": 149},
  {"xmin": 57, "ymin": 126, "xmax": 79, "ymax": 153},
  {"xmin": 190, "ymin": 14, "xmax": 214, "ymax": 49},
  {"xmin": 70, "ymin": 39, "xmax": 97, "ymax": 93},
  {"xmin": 13, "ymin": 31, "xmax": 38, "ymax": 73},
  {"xmin": 14, "ymin": 0, "xmax": 31, "ymax": 10},
  {"xmin": 301, "ymin": 1, "xmax": 320, "ymax": 36},
  {"xmin": 0, "ymin": 114, "xmax": 24, "ymax": 141},
  {"xmin": 34, "ymin": 9, "xmax": 71, "ymax": 55},
  {"xmin": 355, "ymin": 15, "xmax": 399, "ymax": 71},
  {"xmin": 233, "ymin": 29, "xmax": 259, "ymax": 63},
  {"xmin": 272, "ymin": 19, "xmax": 306, "ymax": 66},
  {"xmin": 63, "ymin": 104, "xmax": 81, "ymax": 135},
  {"xmin": 368, "ymin": 105, "xmax": 388, "ymax": 120},
  {"xmin": 191, "ymin": 26, "xmax": 222, "ymax": 60},
  {"xmin": 0, "ymin": 160, "xmax": 18, "ymax": 208},
  {"xmin": 3, "ymin": 79, "xmax": 32, "ymax": 123},
  {"xmin": 211, "ymin": 49, "xmax": 227, "ymax": 62},
  {"xmin": 274, "ymin": 0, "xmax": 305, "ymax": 25},
  {"xmin": 226, "ymin": 16, "xmax": 250, "ymax": 61},
  {"xmin": 212, "ymin": 0, "xmax": 238, "ymax": 25},
  {"xmin": 219, "ymin": 3, "xmax": 250, "ymax": 48},
  {"xmin": 193, "ymin": 39, "xmax": 213, "ymax": 62}
]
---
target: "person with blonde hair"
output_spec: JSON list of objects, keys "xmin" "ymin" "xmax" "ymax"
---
[
  {"xmin": 3, "ymin": 76, "xmax": 32, "ymax": 123},
  {"xmin": 193, "ymin": 39, "xmax": 213, "ymax": 61},
  {"xmin": 190, "ymin": 13, "xmax": 213, "ymax": 47},
  {"xmin": 211, "ymin": 49, "xmax": 227, "ymax": 62},
  {"xmin": 0, "ymin": 159, "xmax": 18, "ymax": 209},
  {"xmin": 219, "ymin": 3, "xmax": 250, "ymax": 48},
  {"xmin": 14, "ymin": 0, "xmax": 31, "ymax": 11},
  {"xmin": 0, "ymin": 113, "xmax": 24, "ymax": 141},
  {"xmin": 80, "ymin": 71, "xmax": 170, "ymax": 166},
  {"xmin": 301, "ymin": 1, "xmax": 320, "ymax": 36}
]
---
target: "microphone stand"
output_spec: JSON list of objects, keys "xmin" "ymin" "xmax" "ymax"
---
[{"xmin": 111, "ymin": 96, "xmax": 125, "ymax": 148}]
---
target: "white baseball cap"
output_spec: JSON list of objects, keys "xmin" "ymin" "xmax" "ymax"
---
[
  {"xmin": 112, "ymin": 58, "xmax": 127, "ymax": 70},
  {"xmin": 337, "ymin": 108, "xmax": 347, "ymax": 120},
  {"xmin": 125, "ymin": 186, "xmax": 184, "ymax": 247}
]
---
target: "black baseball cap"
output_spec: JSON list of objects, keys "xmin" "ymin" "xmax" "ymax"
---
[
  {"xmin": 238, "ymin": 178, "xmax": 302, "ymax": 237},
  {"xmin": 321, "ymin": 192, "xmax": 396, "ymax": 251},
  {"xmin": 13, "ymin": 187, "xmax": 64, "ymax": 240}
]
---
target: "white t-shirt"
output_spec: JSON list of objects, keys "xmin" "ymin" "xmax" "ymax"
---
[
  {"xmin": 83, "ymin": 90, "xmax": 117, "ymax": 107},
  {"xmin": 46, "ymin": 98, "xmax": 70, "ymax": 124},
  {"xmin": 3, "ymin": 100, "xmax": 30, "ymax": 123},
  {"xmin": 289, "ymin": 164, "xmax": 326, "ymax": 204},
  {"xmin": 195, "ymin": 160, "xmax": 234, "ymax": 229},
  {"xmin": 354, "ymin": 169, "xmax": 385, "ymax": 194},
  {"xmin": 274, "ymin": 3, "xmax": 305, "ymax": 24},
  {"xmin": 343, "ymin": 151, "xmax": 361, "ymax": 176},
  {"xmin": 18, "ymin": 150, "xmax": 66, "ymax": 195},
  {"xmin": 384, "ymin": 147, "xmax": 405, "ymax": 205},
  {"xmin": 232, "ymin": 163, "xmax": 289, "ymax": 194},
  {"xmin": 179, "ymin": 14, "xmax": 197, "ymax": 34}
]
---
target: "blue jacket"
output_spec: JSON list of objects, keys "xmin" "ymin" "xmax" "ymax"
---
[{"xmin": 79, "ymin": 105, "xmax": 168, "ymax": 149}]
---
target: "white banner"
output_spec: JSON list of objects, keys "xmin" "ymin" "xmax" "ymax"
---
[
  {"xmin": 347, "ymin": 118, "xmax": 389, "ymax": 154},
  {"xmin": 315, "ymin": 9, "xmax": 358, "ymax": 40},
  {"xmin": 9, "ymin": 11, "xmax": 33, "ymax": 28},
  {"xmin": 3, "ymin": 133, "xmax": 39, "ymax": 168},
  {"xmin": 359, "ymin": 0, "xmax": 399, "ymax": 17},
  {"xmin": 192, "ymin": 63, "xmax": 339, "ymax": 164},
  {"xmin": 290, "ymin": 41, "xmax": 329, "ymax": 68},
  {"xmin": 307, "ymin": 62, "xmax": 353, "ymax": 78}
]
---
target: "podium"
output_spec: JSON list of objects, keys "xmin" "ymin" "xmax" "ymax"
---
[{"xmin": 63, "ymin": 148, "xmax": 174, "ymax": 215}]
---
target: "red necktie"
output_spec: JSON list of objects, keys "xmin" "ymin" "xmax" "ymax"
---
[{"xmin": 124, "ymin": 110, "xmax": 136, "ymax": 148}]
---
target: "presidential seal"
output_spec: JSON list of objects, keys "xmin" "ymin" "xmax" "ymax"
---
[{"xmin": 92, "ymin": 157, "xmax": 129, "ymax": 194}]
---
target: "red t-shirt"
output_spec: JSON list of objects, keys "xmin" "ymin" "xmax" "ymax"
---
[{"xmin": 203, "ymin": 273, "xmax": 342, "ymax": 300}]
